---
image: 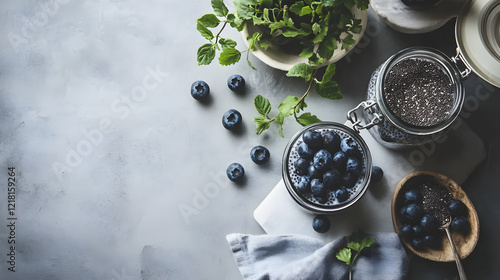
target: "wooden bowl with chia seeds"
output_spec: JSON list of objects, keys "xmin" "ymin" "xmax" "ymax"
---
[{"xmin": 391, "ymin": 171, "xmax": 480, "ymax": 262}]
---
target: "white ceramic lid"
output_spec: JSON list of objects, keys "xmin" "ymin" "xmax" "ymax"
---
[{"xmin": 456, "ymin": 0, "xmax": 500, "ymax": 87}]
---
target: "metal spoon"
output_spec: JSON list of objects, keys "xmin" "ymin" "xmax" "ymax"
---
[{"xmin": 440, "ymin": 213, "xmax": 467, "ymax": 280}]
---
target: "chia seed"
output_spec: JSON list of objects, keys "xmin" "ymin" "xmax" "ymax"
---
[
  {"xmin": 419, "ymin": 182, "xmax": 454, "ymax": 226},
  {"xmin": 383, "ymin": 58, "xmax": 455, "ymax": 127}
]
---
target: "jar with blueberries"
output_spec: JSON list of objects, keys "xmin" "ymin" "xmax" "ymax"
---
[{"xmin": 347, "ymin": 0, "xmax": 500, "ymax": 150}]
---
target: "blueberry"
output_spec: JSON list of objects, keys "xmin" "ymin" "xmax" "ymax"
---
[
  {"xmin": 332, "ymin": 151, "xmax": 347, "ymax": 169},
  {"xmin": 190, "ymin": 80, "xmax": 210, "ymax": 100},
  {"xmin": 345, "ymin": 157, "xmax": 361, "ymax": 174},
  {"xmin": 307, "ymin": 164, "xmax": 322, "ymax": 179},
  {"xmin": 412, "ymin": 238, "xmax": 426, "ymax": 251},
  {"xmin": 313, "ymin": 149, "xmax": 333, "ymax": 172},
  {"xmin": 342, "ymin": 172, "xmax": 358, "ymax": 189},
  {"xmin": 420, "ymin": 213, "xmax": 440, "ymax": 233},
  {"xmin": 321, "ymin": 130, "xmax": 341, "ymax": 152},
  {"xmin": 449, "ymin": 199, "xmax": 467, "ymax": 217},
  {"xmin": 302, "ymin": 130, "xmax": 323, "ymax": 149},
  {"xmin": 335, "ymin": 187, "xmax": 349, "ymax": 202},
  {"xmin": 323, "ymin": 169, "xmax": 341, "ymax": 189},
  {"xmin": 400, "ymin": 203, "xmax": 423, "ymax": 224},
  {"xmin": 399, "ymin": 224, "xmax": 414, "ymax": 240},
  {"xmin": 250, "ymin": 145, "xmax": 270, "ymax": 164},
  {"xmin": 296, "ymin": 176, "xmax": 311, "ymax": 194},
  {"xmin": 412, "ymin": 225, "xmax": 424, "ymax": 238},
  {"xmin": 294, "ymin": 158, "xmax": 309, "ymax": 175},
  {"xmin": 315, "ymin": 194, "xmax": 329, "ymax": 204},
  {"xmin": 371, "ymin": 166, "xmax": 383, "ymax": 183},
  {"xmin": 311, "ymin": 179, "xmax": 327, "ymax": 196},
  {"xmin": 404, "ymin": 189, "xmax": 423, "ymax": 204},
  {"xmin": 226, "ymin": 163, "xmax": 245, "ymax": 181},
  {"xmin": 297, "ymin": 142, "xmax": 315, "ymax": 160},
  {"xmin": 450, "ymin": 216, "xmax": 470, "ymax": 235},
  {"xmin": 222, "ymin": 109, "xmax": 242, "ymax": 130},
  {"xmin": 423, "ymin": 234, "xmax": 442, "ymax": 250},
  {"xmin": 340, "ymin": 137, "xmax": 361, "ymax": 158},
  {"xmin": 312, "ymin": 215, "xmax": 330, "ymax": 233},
  {"xmin": 227, "ymin": 74, "xmax": 245, "ymax": 91}
]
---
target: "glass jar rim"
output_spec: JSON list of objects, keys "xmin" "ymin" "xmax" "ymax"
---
[{"xmin": 375, "ymin": 47, "xmax": 465, "ymax": 136}]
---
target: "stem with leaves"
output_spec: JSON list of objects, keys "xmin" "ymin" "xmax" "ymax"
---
[{"xmin": 336, "ymin": 232, "xmax": 376, "ymax": 278}]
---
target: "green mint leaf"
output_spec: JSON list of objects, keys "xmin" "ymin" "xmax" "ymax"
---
[
  {"xmin": 313, "ymin": 12, "xmax": 329, "ymax": 43},
  {"xmin": 317, "ymin": 35, "xmax": 337, "ymax": 59},
  {"xmin": 308, "ymin": 55, "xmax": 323, "ymax": 67},
  {"xmin": 301, "ymin": 6, "xmax": 313, "ymax": 16},
  {"xmin": 247, "ymin": 32, "xmax": 262, "ymax": 50},
  {"xmin": 347, "ymin": 241, "xmax": 362, "ymax": 252},
  {"xmin": 274, "ymin": 112, "xmax": 285, "ymax": 137},
  {"xmin": 254, "ymin": 116, "xmax": 272, "ymax": 135},
  {"xmin": 197, "ymin": 22, "xmax": 214, "ymax": 41},
  {"xmin": 269, "ymin": 20, "xmax": 286, "ymax": 32},
  {"xmin": 219, "ymin": 47, "xmax": 241, "ymax": 65},
  {"xmin": 234, "ymin": 0, "xmax": 258, "ymax": 20},
  {"xmin": 355, "ymin": 0, "xmax": 370, "ymax": 10},
  {"xmin": 336, "ymin": 248, "xmax": 352, "ymax": 265},
  {"xmin": 259, "ymin": 37, "xmax": 269, "ymax": 50},
  {"xmin": 342, "ymin": 34, "xmax": 355, "ymax": 50},
  {"xmin": 344, "ymin": 0, "xmax": 356, "ymax": 9},
  {"xmin": 253, "ymin": 15, "xmax": 266, "ymax": 25},
  {"xmin": 227, "ymin": 14, "xmax": 246, "ymax": 30},
  {"xmin": 296, "ymin": 112, "xmax": 321, "ymax": 126},
  {"xmin": 254, "ymin": 95, "xmax": 272, "ymax": 117},
  {"xmin": 322, "ymin": 0, "xmax": 342, "ymax": 7},
  {"xmin": 299, "ymin": 45, "xmax": 315, "ymax": 59},
  {"xmin": 197, "ymin": 14, "xmax": 220, "ymax": 28},
  {"xmin": 361, "ymin": 236, "xmax": 376, "ymax": 249},
  {"xmin": 260, "ymin": 0, "xmax": 273, "ymax": 8},
  {"xmin": 211, "ymin": 0, "xmax": 229, "ymax": 17},
  {"xmin": 278, "ymin": 96, "xmax": 300, "ymax": 117},
  {"xmin": 197, "ymin": 43, "xmax": 217, "ymax": 65},
  {"xmin": 312, "ymin": 22, "xmax": 321, "ymax": 35},
  {"xmin": 314, "ymin": 80, "xmax": 342, "ymax": 100},
  {"xmin": 322, "ymin": 63, "xmax": 336, "ymax": 82},
  {"xmin": 289, "ymin": 2, "xmax": 305, "ymax": 15},
  {"xmin": 219, "ymin": 38, "xmax": 237, "ymax": 49},
  {"xmin": 286, "ymin": 63, "xmax": 314, "ymax": 81}
]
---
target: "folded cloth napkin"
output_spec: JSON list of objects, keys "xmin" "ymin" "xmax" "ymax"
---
[{"xmin": 226, "ymin": 232, "xmax": 408, "ymax": 280}]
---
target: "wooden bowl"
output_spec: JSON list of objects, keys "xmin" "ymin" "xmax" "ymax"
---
[{"xmin": 391, "ymin": 171, "xmax": 480, "ymax": 262}]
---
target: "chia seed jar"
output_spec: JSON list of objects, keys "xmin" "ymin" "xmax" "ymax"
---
[
  {"xmin": 348, "ymin": 47, "xmax": 465, "ymax": 150},
  {"xmin": 282, "ymin": 122, "xmax": 372, "ymax": 214}
]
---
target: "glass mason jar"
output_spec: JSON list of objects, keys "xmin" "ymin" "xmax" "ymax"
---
[{"xmin": 347, "ymin": 47, "xmax": 466, "ymax": 150}]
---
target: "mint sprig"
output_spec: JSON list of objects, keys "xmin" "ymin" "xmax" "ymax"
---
[
  {"xmin": 336, "ymin": 232, "xmax": 376, "ymax": 276},
  {"xmin": 196, "ymin": 0, "xmax": 368, "ymax": 136}
]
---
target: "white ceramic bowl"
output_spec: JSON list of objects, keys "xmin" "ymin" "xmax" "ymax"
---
[{"xmin": 241, "ymin": 8, "xmax": 368, "ymax": 71}]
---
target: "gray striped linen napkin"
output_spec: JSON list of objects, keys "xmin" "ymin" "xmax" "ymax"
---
[{"xmin": 226, "ymin": 232, "xmax": 408, "ymax": 280}]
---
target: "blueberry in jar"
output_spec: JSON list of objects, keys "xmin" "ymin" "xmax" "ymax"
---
[
  {"xmin": 226, "ymin": 163, "xmax": 245, "ymax": 181},
  {"xmin": 335, "ymin": 187, "xmax": 349, "ymax": 202},
  {"xmin": 222, "ymin": 109, "xmax": 242, "ymax": 130},
  {"xmin": 311, "ymin": 179, "xmax": 327, "ymax": 196},
  {"xmin": 340, "ymin": 137, "xmax": 361, "ymax": 158},
  {"xmin": 294, "ymin": 158, "xmax": 309, "ymax": 175},
  {"xmin": 342, "ymin": 172, "xmax": 358, "ymax": 189},
  {"xmin": 321, "ymin": 130, "xmax": 341, "ymax": 152},
  {"xmin": 323, "ymin": 169, "xmax": 342, "ymax": 189},
  {"xmin": 227, "ymin": 74, "xmax": 245, "ymax": 91},
  {"xmin": 312, "ymin": 215, "xmax": 330, "ymax": 233},
  {"xmin": 297, "ymin": 142, "xmax": 315, "ymax": 160},
  {"xmin": 303, "ymin": 130, "xmax": 323, "ymax": 149},
  {"xmin": 190, "ymin": 80, "xmax": 210, "ymax": 100},
  {"xmin": 296, "ymin": 176, "xmax": 311, "ymax": 194},
  {"xmin": 332, "ymin": 151, "xmax": 347, "ymax": 169},
  {"xmin": 250, "ymin": 145, "xmax": 270, "ymax": 164},
  {"xmin": 345, "ymin": 157, "xmax": 361, "ymax": 174},
  {"xmin": 313, "ymin": 149, "xmax": 333, "ymax": 172},
  {"xmin": 307, "ymin": 164, "xmax": 322, "ymax": 179}
]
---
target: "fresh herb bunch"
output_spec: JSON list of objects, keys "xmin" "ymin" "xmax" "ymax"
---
[
  {"xmin": 196, "ymin": 0, "xmax": 369, "ymax": 137},
  {"xmin": 336, "ymin": 231, "xmax": 376, "ymax": 278}
]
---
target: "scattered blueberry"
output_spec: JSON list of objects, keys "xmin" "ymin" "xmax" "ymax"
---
[
  {"xmin": 227, "ymin": 74, "xmax": 245, "ymax": 91},
  {"xmin": 311, "ymin": 179, "xmax": 327, "ymax": 196},
  {"xmin": 303, "ymin": 130, "xmax": 323, "ymax": 149},
  {"xmin": 307, "ymin": 164, "xmax": 322, "ymax": 179},
  {"xmin": 222, "ymin": 109, "xmax": 242, "ymax": 130},
  {"xmin": 345, "ymin": 157, "xmax": 361, "ymax": 174},
  {"xmin": 342, "ymin": 172, "xmax": 358, "ymax": 189},
  {"xmin": 296, "ymin": 176, "xmax": 311, "ymax": 194},
  {"xmin": 335, "ymin": 187, "xmax": 349, "ymax": 202},
  {"xmin": 412, "ymin": 238, "xmax": 426, "ymax": 251},
  {"xmin": 450, "ymin": 216, "xmax": 470, "ymax": 235},
  {"xmin": 449, "ymin": 199, "xmax": 467, "ymax": 217},
  {"xmin": 423, "ymin": 234, "xmax": 442, "ymax": 250},
  {"xmin": 250, "ymin": 145, "xmax": 270, "ymax": 164},
  {"xmin": 190, "ymin": 80, "xmax": 210, "ymax": 100},
  {"xmin": 400, "ymin": 203, "xmax": 423, "ymax": 224},
  {"xmin": 312, "ymin": 215, "xmax": 330, "ymax": 233},
  {"xmin": 226, "ymin": 163, "xmax": 245, "ymax": 181},
  {"xmin": 404, "ymin": 189, "xmax": 423, "ymax": 204},
  {"xmin": 332, "ymin": 151, "xmax": 347, "ymax": 169},
  {"xmin": 399, "ymin": 224, "xmax": 414, "ymax": 240},
  {"xmin": 294, "ymin": 158, "xmax": 309, "ymax": 175},
  {"xmin": 323, "ymin": 169, "xmax": 341, "ymax": 189},
  {"xmin": 340, "ymin": 137, "xmax": 361, "ymax": 158},
  {"xmin": 420, "ymin": 213, "xmax": 440, "ymax": 232},
  {"xmin": 297, "ymin": 142, "xmax": 315, "ymax": 160},
  {"xmin": 321, "ymin": 130, "xmax": 341, "ymax": 152},
  {"xmin": 371, "ymin": 166, "xmax": 384, "ymax": 183},
  {"xmin": 313, "ymin": 149, "xmax": 333, "ymax": 172}
]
